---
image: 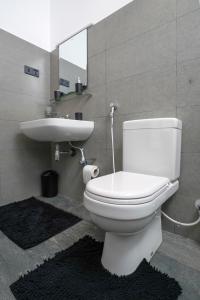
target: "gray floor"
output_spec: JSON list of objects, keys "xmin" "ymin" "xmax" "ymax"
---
[{"xmin": 0, "ymin": 195, "xmax": 200, "ymax": 299}]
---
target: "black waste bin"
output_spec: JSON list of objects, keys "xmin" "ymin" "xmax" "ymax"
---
[{"xmin": 41, "ymin": 170, "xmax": 58, "ymax": 197}]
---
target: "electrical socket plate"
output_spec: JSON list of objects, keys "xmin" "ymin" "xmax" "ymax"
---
[{"xmin": 24, "ymin": 65, "xmax": 39, "ymax": 78}]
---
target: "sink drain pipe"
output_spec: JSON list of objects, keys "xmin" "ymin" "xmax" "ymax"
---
[{"xmin": 54, "ymin": 143, "xmax": 76, "ymax": 161}]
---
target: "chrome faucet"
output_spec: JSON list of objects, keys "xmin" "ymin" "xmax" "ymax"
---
[{"xmin": 45, "ymin": 109, "xmax": 70, "ymax": 119}]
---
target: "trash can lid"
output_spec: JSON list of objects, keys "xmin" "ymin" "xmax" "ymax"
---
[{"xmin": 42, "ymin": 170, "xmax": 58, "ymax": 176}]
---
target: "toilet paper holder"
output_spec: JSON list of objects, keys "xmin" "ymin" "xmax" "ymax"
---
[{"xmin": 83, "ymin": 164, "xmax": 100, "ymax": 184}]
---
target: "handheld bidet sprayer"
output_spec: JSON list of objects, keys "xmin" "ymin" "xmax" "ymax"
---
[{"xmin": 109, "ymin": 103, "xmax": 118, "ymax": 173}]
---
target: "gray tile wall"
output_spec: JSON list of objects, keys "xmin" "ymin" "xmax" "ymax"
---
[
  {"xmin": 0, "ymin": 29, "xmax": 51, "ymax": 205},
  {"xmin": 51, "ymin": 0, "xmax": 200, "ymax": 242}
]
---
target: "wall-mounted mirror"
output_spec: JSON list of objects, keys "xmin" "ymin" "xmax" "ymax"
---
[{"xmin": 58, "ymin": 29, "xmax": 87, "ymax": 95}]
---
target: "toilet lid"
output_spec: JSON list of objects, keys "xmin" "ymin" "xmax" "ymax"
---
[{"xmin": 86, "ymin": 171, "xmax": 169, "ymax": 201}]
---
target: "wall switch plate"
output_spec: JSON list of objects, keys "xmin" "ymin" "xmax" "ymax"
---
[
  {"xmin": 24, "ymin": 65, "xmax": 39, "ymax": 78},
  {"xmin": 59, "ymin": 78, "xmax": 70, "ymax": 87}
]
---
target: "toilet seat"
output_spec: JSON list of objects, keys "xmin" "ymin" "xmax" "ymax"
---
[
  {"xmin": 85, "ymin": 171, "xmax": 169, "ymax": 205},
  {"xmin": 84, "ymin": 181, "xmax": 178, "ymax": 220},
  {"xmin": 84, "ymin": 171, "xmax": 177, "ymax": 220}
]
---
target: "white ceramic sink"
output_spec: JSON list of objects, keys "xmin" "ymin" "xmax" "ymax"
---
[{"xmin": 20, "ymin": 118, "xmax": 94, "ymax": 142}]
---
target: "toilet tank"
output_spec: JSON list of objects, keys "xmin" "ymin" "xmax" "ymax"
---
[{"xmin": 123, "ymin": 118, "xmax": 182, "ymax": 181}]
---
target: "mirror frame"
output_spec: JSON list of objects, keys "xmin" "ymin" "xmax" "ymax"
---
[{"xmin": 57, "ymin": 24, "xmax": 92, "ymax": 98}]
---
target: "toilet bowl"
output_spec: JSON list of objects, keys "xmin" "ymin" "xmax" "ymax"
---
[
  {"xmin": 84, "ymin": 171, "xmax": 178, "ymax": 275},
  {"xmin": 84, "ymin": 118, "xmax": 182, "ymax": 276}
]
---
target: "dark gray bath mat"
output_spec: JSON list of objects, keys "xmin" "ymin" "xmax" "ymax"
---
[
  {"xmin": 0, "ymin": 197, "xmax": 81, "ymax": 249},
  {"xmin": 10, "ymin": 236, "xmax": 182, "ymax": 300}
]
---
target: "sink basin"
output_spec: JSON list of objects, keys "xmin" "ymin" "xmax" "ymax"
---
[{"xmin": 20, "ymin": 118, "xmax": 94, "ymax": 142}]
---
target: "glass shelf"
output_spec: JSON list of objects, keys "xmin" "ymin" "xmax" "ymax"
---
[{"xmin": 55, "ymin": 92, "xmax": 92, "ymax": 103}]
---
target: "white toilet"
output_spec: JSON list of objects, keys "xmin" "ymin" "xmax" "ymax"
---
[{"xmin": 84, "ymin": 118, "xmax": 182, "ymax": 276}]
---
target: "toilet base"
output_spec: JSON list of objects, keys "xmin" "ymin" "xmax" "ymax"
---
[{"xmin": 101, "ymin": 214, "xmax": 162, "ymax": 276}]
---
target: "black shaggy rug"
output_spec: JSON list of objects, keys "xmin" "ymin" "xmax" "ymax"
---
[
  {"xmin": 10, "ymin": 236, "xmax": 182, "ymax": 300},
  {"xmin": 0, "ymin": 197, "xmax": 81, "ymax": 249}
]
